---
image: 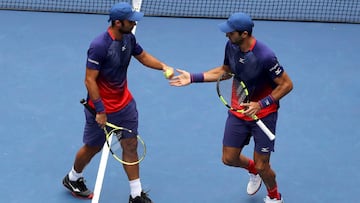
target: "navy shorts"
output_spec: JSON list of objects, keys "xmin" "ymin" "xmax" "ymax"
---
[
  {"xmin": 223, "ymin": 111, "xmax": 278, "ymax": 154},
  {"xmin": 83, "ymin": 99, "xmax": 139, "ymax": 147}
]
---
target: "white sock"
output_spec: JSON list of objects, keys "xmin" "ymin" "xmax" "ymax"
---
[
  {"xmin": 68, "ymin": 166, "xmax": 83, "ymax": 181},
  {"xmin": 129, "ymin": 179, "xmax": 142, "ymax": 198}
]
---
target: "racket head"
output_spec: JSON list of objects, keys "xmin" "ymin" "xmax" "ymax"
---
[
  {"xmin": 104, "ymin": 125, "xmax": 146, "ymax": 166},
  {"xmin": 80, "ymin": 99, "xmax": 146, "ymax": 165},
  {"xmin": 216, "ymin": 72, "xmax": 249, "ymax": 111}
]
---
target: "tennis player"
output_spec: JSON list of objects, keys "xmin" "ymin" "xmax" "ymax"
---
[
  {"xmin": 62, "ymin": 2, "xmax": 173, "ymax": 203},
  {"xmin": 169, "ymin": 12, "xmax": 293, "ymax": 203}
]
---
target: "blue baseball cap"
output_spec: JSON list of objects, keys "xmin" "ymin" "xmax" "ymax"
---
[
  {"xmin": 108, "ymin": 2, "xmax": 144, "ymax": 22},
  {"xmin": 218, "ymin": 12, "xmax": 254, "ymax": 33}
]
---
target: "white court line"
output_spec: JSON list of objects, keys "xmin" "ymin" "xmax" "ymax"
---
[
  {"xmin": 91, "ymin": 135, "xmax": 112, "ymax": 203},
  {"xmin": 91, "ymin": 1, "xmax": 143, "ymax": 203}
]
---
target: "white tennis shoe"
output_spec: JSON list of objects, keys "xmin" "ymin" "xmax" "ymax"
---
[
  {"xmin": 264, "ymin": 195, "xmax": 284, "ymax": 203},
  {"xmin": 247, "ymin": 173, "xmax": 262, "ymax": 195}
]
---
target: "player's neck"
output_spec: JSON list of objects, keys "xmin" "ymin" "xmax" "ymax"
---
[
  {"xmin": 108, "ymin": 27, "xmax": 123, "ymax": 41},
  {"xmin": 240, "ymin": 36, "xmax": 255, "ymax": 52}
]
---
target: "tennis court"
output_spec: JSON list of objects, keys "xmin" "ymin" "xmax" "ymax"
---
[{"xmin": 1, "ymin": 1, "xmax": 360, "ymax": 203}]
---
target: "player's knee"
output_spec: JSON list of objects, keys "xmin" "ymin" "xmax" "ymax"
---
[
  {"xmin": 84, "ymin": 144, "xmax": 102, "ymax": 154},
  {"xmin": 121, "ymin": 138, "xmax": 138, "ymax": 152},
  {"xmin": 254, "ymin": 162, "xmax": 270, "ymax": 174},
  {"xmin": 222, "ymin": 155, "xmax": 236, "ymax": 166}
]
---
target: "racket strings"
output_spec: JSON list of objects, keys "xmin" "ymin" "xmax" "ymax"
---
[
  {"xmin": 110, "ymin": 132, "xmax": 122, "ymax": 152},
  {"xmin": 218, "ymin": 73, "xmax": 250, "ymax": 110},
  {"xmin": 235, "ymin": 86, "xmax": 247, "ymax": 104},
  {"xmin": 106, "ymin": 129, "xmax": 146, "ymax": 165},
  {"xmin": 114, "ymin": 130, "xmax": 123, "ymax": 141},
  {"xmin": 234, "ymin": 77, "xmax": 250, "ymax": 102}
]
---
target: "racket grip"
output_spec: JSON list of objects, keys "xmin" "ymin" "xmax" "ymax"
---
[
  {"xmin": 255, "ymin": 120, "xmax": 276, "ymax": 141},
  {"xmin": 80, "ymin": 98, "xmax": 96, "ymax": 115}
]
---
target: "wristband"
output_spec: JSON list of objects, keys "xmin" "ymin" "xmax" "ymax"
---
[
  {"xmin": 258, "ymin": 95, "xmax": 275, "ymax": 109},
  {"xmin": 92, "ymin": 98, "xmax": 105, "ymax": 113},
  {"xmin": 190, "ymin": 73, "xmax": 204, "ymax": 83}
]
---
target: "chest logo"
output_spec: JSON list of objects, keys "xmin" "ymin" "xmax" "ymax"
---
[{"xmin": 239, "ymin": 57, "xmax": 245, "ymax": 64}]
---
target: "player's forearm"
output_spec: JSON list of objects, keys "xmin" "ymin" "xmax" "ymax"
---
[
  {"xmin": 271, "ymin": 83, "xmax": 293, "ymax": 101},
  {"xmin": 85, "ymin": 81, "xmax": 100, "ymax": 100},
  {"xmin": 203, "ymin": 66, "xmax": 226, "ymax": 82},
  {"xmin": 190, "ymin": 66, "xmax": 226, "ymax": 83},
  {"xmin": 84, "ymin": 73, "xmax": 105, "ymax": 113},
  {"xmin": 137, "ymin": 51, "xmax": 166, "ymax": 70}
]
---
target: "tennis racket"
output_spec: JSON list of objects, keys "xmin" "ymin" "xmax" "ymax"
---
[
  {"xmin": 80, "ymin": 99, "xmax": 146, "ymax": 165},
  {"xmin": 216, "ymin": 72, "xmax": 276, "ymax": 140}
]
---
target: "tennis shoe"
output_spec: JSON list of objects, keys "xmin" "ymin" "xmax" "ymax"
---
[
  {"xmin": 62, "ymin": 175, "xmax": 93, "ymax": 199},
  {"xmin": 129, "ymin": 191, "xmax": 153, "ymax": 203},
  {"xmin": 247, "ymin": 173, "xmax": 262, "ymax": 195},
  {"xmin": 264, "ymin": 194, "xmax": 284, "ymax": 203}
]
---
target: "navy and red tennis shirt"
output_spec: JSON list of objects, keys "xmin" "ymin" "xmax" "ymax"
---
[
  {"xmin": 86, "ymin": 28, "xmax": 143, "ymax": 113},
  {"xmin": 224, "ymin": 39, "xmax": 284, "ymax": 121}
]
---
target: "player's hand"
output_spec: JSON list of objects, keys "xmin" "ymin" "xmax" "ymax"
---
[
  {"xmin": 96, "ymin": 113, "xmax": 107, "ymax": 129},
  {"xmin": 241, "ymin": 102, "xmax": 261, "ymax": 117},
  {"xmin": 169, "ymin": 69, "xmax": 191, "ymax": 86},
  {"xmin": 162, "ymin": 66, "xmax": 174, "ymax": 79}
]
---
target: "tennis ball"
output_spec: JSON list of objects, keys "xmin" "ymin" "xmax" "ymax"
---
[{"xmin": 163, "ymin": 69, "xmax": 173, "ymax": 79}]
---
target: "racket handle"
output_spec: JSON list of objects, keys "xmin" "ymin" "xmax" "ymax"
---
[
  {"xmin": 255, "ymin": 120, "xmax": 276, "ymax": 141},
  {"xmin": 80, "ymin": 98, "xmax": 96, "ymax": 115}
]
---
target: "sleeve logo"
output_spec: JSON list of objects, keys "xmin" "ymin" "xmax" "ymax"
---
[
  {"xmin": 269, "ymin": 63, "xmax": 282, "ymax": 75},
  {"xmin": 87, "ymin": 58, "xmax": 99, "ymax": 65}
]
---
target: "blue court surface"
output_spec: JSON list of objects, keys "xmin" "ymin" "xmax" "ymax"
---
[{"xmin": 1, "ymin": 10, "xmax": 360, "ymax": 203}]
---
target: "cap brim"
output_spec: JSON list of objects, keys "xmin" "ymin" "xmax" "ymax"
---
[
  {"xmin": 128, "ymin": 11, "xmax": 144, "ymax": 21},
  {"xmin": 218, "ymin": 21, "xmax": 235, "ymax": 33}
]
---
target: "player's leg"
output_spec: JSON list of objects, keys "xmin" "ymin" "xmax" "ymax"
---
[
  {"xmin": 222, "ymin": 112, "xmax": 250, "ymax": 166},
  {"xmin": 252, "ymin": 152, "xmax": 277, "ymax": 190},
  {"xmin": 121, "ymin": 137, "xmax": 153, "ymax": 203},
  {"xmin": 62, "ymin": 145, "xmax": 102, "ymax": 198},
  {"xmin": 63, "ymin": 109, "xmax": 104, "ymax": 199},
  {"xmin": 111, "ymin": 100, "xmax": 152, "ymax": 203},
  {"xmin": 222, "ymin": 145, "xmax": 262, "ymax": 195},
  {"xmin": 252, "ymin": 112, "xmax": 283, "ymax": 202},
  {"xmin": 222, "ymin": 112, "xmax": 262, "ymax": 195},
  {"xmin": 121, "ymin": 137, "xmax": 140, "ymax": 178},
  {"xmin": 73, "ymin": 144, "xmax": 103, "ymax": 172},
  {"xmin": 253, "ymin": 152, "xmax": 283, "ymax": 202},
  {"xmin": 222, "ymin": 146, "xmax": 247, "ymax": 167}
]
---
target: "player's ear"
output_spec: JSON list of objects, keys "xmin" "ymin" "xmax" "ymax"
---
[
  {"xmin": 115, "ymin": 20, "xmax": 124, "ymax": 27},
  {"xmin": 241, "ymin": 31, "xmax": 249, "ymax": 37}
]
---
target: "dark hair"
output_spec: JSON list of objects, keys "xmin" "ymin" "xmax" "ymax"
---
[
  {"xmin": 111, "ymin": 20, "xmax": 125, "ymax": 27},
  {"xmin": 237, "ymin": 30, "xmax": 252, "ymax": 36}
]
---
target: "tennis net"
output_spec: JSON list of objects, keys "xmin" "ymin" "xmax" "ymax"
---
[{"xmin": 1, "ymin": 0, "xmax": 359, "ymax": 23}]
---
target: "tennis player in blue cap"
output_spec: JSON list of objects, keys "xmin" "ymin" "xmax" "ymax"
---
[
  {"xmin": 62, "ymin": 2, "xmax": 174, "ymax": 203},
  {"xmin": 170, "ymin": 12, "xmax": 293, "ymax": 203}
]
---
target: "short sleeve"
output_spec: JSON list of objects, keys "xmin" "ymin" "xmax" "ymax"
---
[
  {"xmin": 264, "ymin": 56, "xmax": 284, "ymax": 80},
  {"xmin": 133, "ymin": 42, "xmax": 143, "ymax": 56},
  {"xmin": 86, "ymin": 42, "xmax": 107, "ymax": 70}
]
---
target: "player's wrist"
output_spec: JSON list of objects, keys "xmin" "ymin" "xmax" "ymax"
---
[
  {"xmin": 92, "ymin": 98, "xmax": 105, "ymax": 113},
  {"xmin": 160, "ymin": 63, "xmax": 168, "ymax": 71},
  {"xmin": 258, "ymin": 95, "xmax": 275, "ymax": 109},
  {"xmin": 190, "ymin": 73, "xmax": 204, "ymax": 83}
]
